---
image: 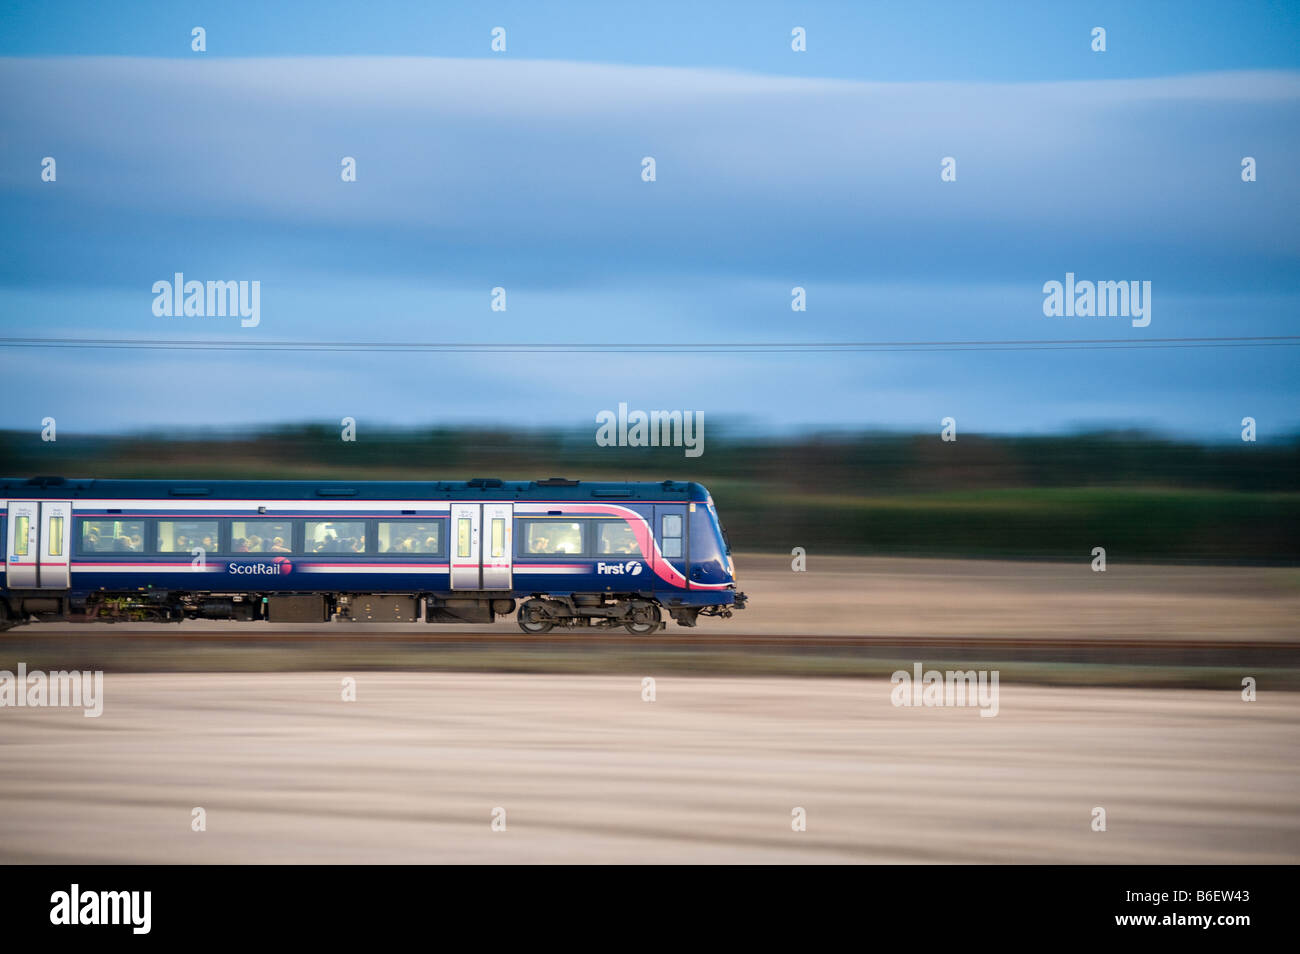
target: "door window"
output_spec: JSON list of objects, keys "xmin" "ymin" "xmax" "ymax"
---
[
  {"xmin": 48, "ymin": 516, "xmax": 64, "ymax": 556},
  {"xmin": 457, "ymin": 517, "xmax": 472, "ymax": 559},
  {"xmin": 661, "ymin": 513, "xmax": 683, "ymax": 559}
]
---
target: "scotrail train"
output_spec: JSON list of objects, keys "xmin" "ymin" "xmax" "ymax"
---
[{"xmin": 0, "ymin": 476, "xmax": 746, "ymax": 633}]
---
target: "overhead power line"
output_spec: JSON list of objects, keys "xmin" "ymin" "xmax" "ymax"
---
[{"xmin": 0, "ymin": 335, "xmax": 1297, "ymax": 354}]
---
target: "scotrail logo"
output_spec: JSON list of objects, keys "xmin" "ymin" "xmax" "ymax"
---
[
  {"xmin": 597, "ymin": 560, "xmax": 643, "ymax": 575},
  {"xmin": 228, "ymin": 558, "xmax": 292, "ymax": 576}
]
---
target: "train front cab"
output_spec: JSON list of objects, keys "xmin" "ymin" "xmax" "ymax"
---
[{"xmin": 649, "ymin": 494, "xmax": 744, "ymax": 626}]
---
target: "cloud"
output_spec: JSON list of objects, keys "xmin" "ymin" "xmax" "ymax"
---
[
  {"xmin": 0, "ymin": 57, "xmax": 1296, "ymax": 435},
  {"xmin": 2, "ymin": 57, "xmax": 1298, "ymax": 280}
]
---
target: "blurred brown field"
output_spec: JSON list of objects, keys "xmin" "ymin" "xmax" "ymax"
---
[
  {"xmin": 1, "ymin": 672, "xmax": 1295, "ymax": 864},
  {"xmin": 731, "ymin": 553, "xmax": 1300, "ymax": 642}
]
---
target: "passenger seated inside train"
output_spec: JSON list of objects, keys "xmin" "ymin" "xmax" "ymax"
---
[
  {"xmin": 600, "ymin": 523, "xmax": 641, "ymax": 555},
  {"xmin": 380, "ymin": 524, "xmax": 439, "ymax": 554},
  {"xmin": 527, "ymin": 523, "xmax": 582, "ymax": 555}
]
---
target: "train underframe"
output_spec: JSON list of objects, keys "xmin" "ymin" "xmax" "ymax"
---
[{"xmin": 0, "ymin": 589, "xmax": 743, "ymax": 635}]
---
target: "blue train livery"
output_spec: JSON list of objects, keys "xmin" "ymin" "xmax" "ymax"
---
[{"xmin": 0, "ymin": 476, "xmax": 746, "ymax": 633}]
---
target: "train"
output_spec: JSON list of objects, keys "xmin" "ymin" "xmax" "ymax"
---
[{"xmin": 0, "ymin": 475, "xmax": 746, "ymax": 633}]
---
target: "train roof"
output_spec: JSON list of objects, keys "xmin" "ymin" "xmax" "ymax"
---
[{"xmin": 1, "ymin": 476, "xmax": 711, "ymax": 503}]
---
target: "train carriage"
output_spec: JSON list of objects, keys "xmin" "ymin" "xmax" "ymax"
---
[{"xmin": 0, "ymin": 476, "xmax": 745, "ymax": 633}]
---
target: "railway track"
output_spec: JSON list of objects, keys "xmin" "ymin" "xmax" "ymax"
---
[
  {"xmin": 6, "ymin": 627, "xmax": 1298, "ymax": 653},
  {"xmin": 5, "ymin": 627, "xmax": 1295, "ymax": 688}
]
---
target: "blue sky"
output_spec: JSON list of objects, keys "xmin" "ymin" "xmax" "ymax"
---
[{"xmin": 1, "ymin": 1, "xmax": 1298, "ymax": 438}]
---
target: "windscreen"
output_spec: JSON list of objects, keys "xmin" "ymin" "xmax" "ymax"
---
[{"xmin": 689, "ymin": 502, "xmax": 730, "ymax": 578}]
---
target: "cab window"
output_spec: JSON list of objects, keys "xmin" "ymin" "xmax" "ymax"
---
[
  {"xmin": 661, "ymin": 513, "xmax": 683, "ymax": 559},
  {"xmin": 689, "ymin": 505, "xmax": 728, "ymax": 573}
]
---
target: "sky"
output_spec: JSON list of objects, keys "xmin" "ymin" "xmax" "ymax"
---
[{"xmin": 1, "ymin": 0, "xmax": 1298, "ymax": 439}]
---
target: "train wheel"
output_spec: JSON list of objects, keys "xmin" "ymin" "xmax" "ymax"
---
[
  {"xmin": 517, "ymin": 601, "xmax": 554, "ymax": 635},
  {"xmin": 624, "ymin": 605, "xmax": 661, "ymax": 635}
]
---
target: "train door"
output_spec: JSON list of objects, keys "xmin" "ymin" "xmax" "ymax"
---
[
  {"xmin": 450, "ymin": 503, "xmax": 514, "ymax": 589},
  {"xmin": 651, "ymin": 504, "xmax": 688, "ymax": 592},
  {"xmin": 4, "ymin": 500, "xmax": 72, "ymax": 589},
  {"xmin": 481, "ymin": 503, "xmax": 513, "ymax": 589},
  {"xmin": 450, "ymin": 503, "xmax": 481, "ymax": 589}
]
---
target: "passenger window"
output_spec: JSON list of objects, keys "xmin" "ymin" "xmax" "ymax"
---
[
  {"xmin": 523, "ymin": 521, "xmax": 583, "ymax": 556},
  {"xmin": 81, "ymin": 520, "xmax": 145, "ymax": 553},
  {"xmin": 597, "ymin": 520, "xmax": 642, "ymax": 556},
  {"xmin": 490, "ymin": 518, "xmax": 505, "ymax": 559},
  {"xmin": 379, "ymin": 522, "xmax": 443, "ymax": 554},
  {"xmin": 457, "ymin": 518, "xmax": 471, "ymax": 559},
  {"xmin": 661, "ymin": 513, "xmax": 683, "ymax": 559},
  {"xmin": 14, "ymin": 515, "xmax": 29, "ymax": 556},
  {"xmin": 232, "ymin": 521, "xmax": 294, "ymax": 554},
  {"xmin": 48, "ymin": 516, "xmax": 64, "ymax": 556},
  {"xmin": 158, "ymin": 520, "xmax": 221, "ymax": 554},
  {"xmin": 305, "ymin": 521, "xmax": 366, "ymax": 554}
]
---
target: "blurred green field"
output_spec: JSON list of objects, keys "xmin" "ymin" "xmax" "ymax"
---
[
  {"xmin": 3, "ymin": 424, "xmax": 1297, "ymax": 563},
  {"xmin": 715, "ymin": 484, "xmax": 1300, "ymax": 561}
]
